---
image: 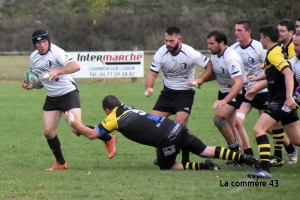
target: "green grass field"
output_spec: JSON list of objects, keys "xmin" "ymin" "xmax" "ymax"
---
[{"xmin": 0, "ymin": 56, "xmax": 299, "ymax": 199}]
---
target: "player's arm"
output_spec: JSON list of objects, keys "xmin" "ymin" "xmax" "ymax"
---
[
  {"xmin": 188, "ymin": 61, "xmax": 216, "ymax": 88},
  {"xmin": 248, "ymin": 73, "xmax": 266, "ymax": 82},
  {"xmin": 45, "ymin": 50, "xmax": 80, "ymax": 80},
  {"xmin": 282, "ymin": 67, "xmax": 296, "ymax": 107},
  {"xmin": 65, "ymin": 111, "xmax": 112, "ymax": 139},
  {"xmin": 54, "ymin": 61, "xmax": 80, "ymax": 75},
  {"xmin": 222, "ymin": 75, "xmax": 243, "ymax": 103},
  {"xmin": 145, "ymin": 70, "xmax": 158, "ymax": 97},
  {"xmin": 45, "ymin": 61, "xmax": 80, "ymax": 81}
]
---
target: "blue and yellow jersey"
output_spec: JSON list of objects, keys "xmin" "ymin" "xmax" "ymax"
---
[
  {"xmin": 265, "ymin": 44, "xmax": 291, "ymax": 101},
  {"xmin": 96, "ymin": 104, "xmax": 176, "ymax": 147}
]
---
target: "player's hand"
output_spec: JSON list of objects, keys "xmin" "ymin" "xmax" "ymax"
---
[
  {"xmin": 212, "ymin": 100, "xmax": 226, "ymax": 109},
  {"xmin": 144, "ymin": 88, "xmax": 154, "ymax": 97},
  {"xmin": 256, "ymin": 63, "xmax": 265, "ymax": 70},
  {"xmin": 188, "ymin": 79, "xmax": 202, "ymax": 89},
  {"xmin": 41, "ymin": 71, "xmax": 58, "ymax": 81},
  {"xmin": 22, "ymin": 79, "xmax": 34, "ymax": 90},
  {"xmin": 245, "ymin": 85, "xmax": 258, "ymax": 100},
  {"xmin": 285, "ymin": 97, "xmax": 299, "ymax": 110},
  {"xmin": 247, "ymin": 75, "xmax": 258, "ymax": 82},
  {"xmin": 65, "ymin": 111, "xmax": 75, "ymax": 125},
  {"xmin": 296, "ymin": 86, "xmax": 300, "ymax": 93}
]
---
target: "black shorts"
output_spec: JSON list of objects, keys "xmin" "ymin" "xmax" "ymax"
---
[
  {"xmin": 43, "ymin": 90, "xmax": 81, "ymax": 112},
  {"xmin": 243, "ymin": 92, "xmax": 270, "ymax": 110},
  {"xmin": 218, "ymin": 91, "xmax": 243, "ymax": 109},
  {"xmin": 153, "ymin": 87, "xmax": 195, "ymax": 114},
  {"xmin": 264, "ymin": 101, "xmax": 299, "ymax": 126},
  {"xmin": 157, "ymin": 126, "xmax": 207, "ymax": 170}
]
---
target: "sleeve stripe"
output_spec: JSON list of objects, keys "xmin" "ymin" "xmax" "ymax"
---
[{"xmin": 96, "ymin": 125, "xmax": 109, "ymax": 136}]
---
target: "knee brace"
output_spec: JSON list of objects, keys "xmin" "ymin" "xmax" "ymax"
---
[{"xmin": 213, "ymin": 116, "xmax": 228, "ymax": 130}]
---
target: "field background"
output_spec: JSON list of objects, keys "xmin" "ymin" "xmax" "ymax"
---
[{"xmin": 0, "ymin": 54, "xmax": 299, "ymax": 200}]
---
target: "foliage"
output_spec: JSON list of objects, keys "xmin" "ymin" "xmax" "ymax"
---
[{"xmin": 0, "ymin": 0, "xmax": 299, "ymax": 51}]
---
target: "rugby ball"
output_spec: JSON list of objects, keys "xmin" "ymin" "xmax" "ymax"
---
[{"xmin": 25, "ymin": 69, "xmax": 44, "ymax": 89}]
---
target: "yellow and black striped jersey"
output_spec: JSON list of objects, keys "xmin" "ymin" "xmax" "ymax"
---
[
  {"xmin": 95, "ymin": 104, "xmax": 181, "ymax": 147},
  {"xmin": 281, "ymin": 39, "xmax": 295, "ymax": 61},
  {"xmin": 265, "ymin": 44, "xmax": 291, "ymax": 101}
]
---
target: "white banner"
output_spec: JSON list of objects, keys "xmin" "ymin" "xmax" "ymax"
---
[{"xmin": 67, "ymin": 51, "xmax": 144, "ymax": 78}]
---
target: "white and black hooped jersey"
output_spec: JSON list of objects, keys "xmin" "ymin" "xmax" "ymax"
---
[
  {"xmin": 211, "ymin": 47, "xmax": 246, "ymax": 93},
  {"xmin": 290, "ymin": 56, "xmax": 300, "ymax": 85},
  {"xmin": 150, "ymin": 43, "xmax": 210, "ymax": 90},
  {"xmin": 30, "ymin": 44, "xmax": 77, "ymax": 97},
  {"xmin": 231, "ymin": 40, "xmax": 267, "ymax": 93}
]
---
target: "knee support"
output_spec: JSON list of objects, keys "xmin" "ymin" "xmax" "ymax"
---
[
  {"xmin": 213, "ymin": 116, "xmax": 228, "ymax": 130},
  {"xmin": 236, "ymin": 112, "xmax": 246, "ymax": 121}
]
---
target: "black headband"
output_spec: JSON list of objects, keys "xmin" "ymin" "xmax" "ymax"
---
[{"xmin": 32, "ymin": 32, "xmax": 50, "ymax": 44}]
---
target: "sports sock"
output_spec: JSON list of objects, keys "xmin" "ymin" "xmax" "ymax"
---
[
  {"xmin": 181, "ymin": 149, "xmax": 190, "ymax": 162},
  {"xmin": 214, "ymin": 146, "xmax": 242, "ymax": 162},
  {"xmin": 284, "ymin": 142, "xmax": 295, "ymax": 154},
  {"xmin": 47, "ymin": 135, "xmax": 65, "ymax": 165},
  {"xmin": 256, "ymin": 135, "xmax": 271, "ymax": 173},
  {"xmin": 181, "ymin": 161, "xmax": 210, "ymax": 170},
  {"xmin": 244, "ymin": 148, "xmax": 254, "ymax": 156},
  {"xmin": 227, "ymin": 140, "xmax": 239, "ymax": 152},
  {"xmin": 272, "ymin": 128, "xmax": 284, "ymax": 158},
  {"xmin": 85, "ymin": 125, "xmax": 111, "ymax": 142}
]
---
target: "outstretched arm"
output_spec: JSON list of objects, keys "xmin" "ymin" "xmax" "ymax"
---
[{"xmin": 65, "ymin": 111, "xmax": 101, "ymax": 139}]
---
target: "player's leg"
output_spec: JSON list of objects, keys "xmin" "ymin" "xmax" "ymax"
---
[
  {"xmin": 175, "ymin": 111, "xmax": 190, "ymax": 163},
  {"xmin": 43, "ymin": 110, "xmax": 68, "ymax": 170},
  {"xmin": 172, "ymin": 90, "xmax": 195, "ymax": 163},
  {"xmin": 247, "ymin": 112, "xmax": 278, "ymax": 179},
  {"xmin": 42, "ymin": 93, "xmax": 69, "ymax": 171},
  {"xmin": 269, "ymin": 121, "xmax": 286, "ymax": 167},
  {"xmin": 214, "ymin": 104, "xmax": 239, "ymax": 152},
  {"xmin": 158, "ymin": 126, "xmax": 222, "ymax": 171},
  {"xmin": 281, "ymin": 114, "xmax": 300, "ymax": 164},
  {"xmin": 151, "ymin": 92, "xmax": 172, "ymax": 165},
  {"xmin": 235, "ymin": 102, "xmax": 253, "ymax": 156},
  {"xmin": 180, "ymin": 132, "xmax": 259, "ymax": 170},
  {"xmin": 227, "ymin": 111, "xmax": 243, "ymax": 152}
]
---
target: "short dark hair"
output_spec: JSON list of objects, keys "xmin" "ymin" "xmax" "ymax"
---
[
  {"xmin": 297, "ymin": 17, "xmax": 300, "ymax": 21},
  {"xmin": 236, "ymin": 19, "xmax": 251, "ymax": 30},
  {"xmin": 165, "ymin": 26, "xmax": 181, "ymax": 36},
  {"xmin": 295, "ymin": 32, "xmax": 300, "ymax": 37},
  {"xmin": 259, "ymin": 25, "xmax": 279, "ymax": 42},
  {"xmin": 207, "ymin": 30, "xmax": 227, "ymax": 45},
  {"xmin": 278, "ymin": 18, "xmax": 296, "ymax": 33},
  {"xmin": 102, "ymin": 95, "xmax": 121, "ymax": 110}
]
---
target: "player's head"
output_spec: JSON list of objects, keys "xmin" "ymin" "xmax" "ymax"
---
[
  {"xmin": 277, "ymin": 18, "xmax": 295, "ymax": 43},
  {"xmin": 293, "ymin": 33, "xmax": 300, "ymax": 58},
  {"xmin": 164, "ymin": 26, "xmax": 182, "ymax": 54},
  {"xmin": 296, "ymin": 17, "xmax": 300, "ymax": 34},
  {"xmin": 206, "ymin": 30, "xmax": 227, "ymax": 55},
  {"xmin": 32, "ymin": 28, "xmax": 51, "ymax": 54},
  {"xmin": 259, "ymin": 25, "xmax": 279, "ymax": 49},
  {"xmin": 235, "ymin": 19, "xmax": 252, "ymax": 43},
  {"xmin": 102, "ymin": 95, "xmax": 121, "ymax": 114}
]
